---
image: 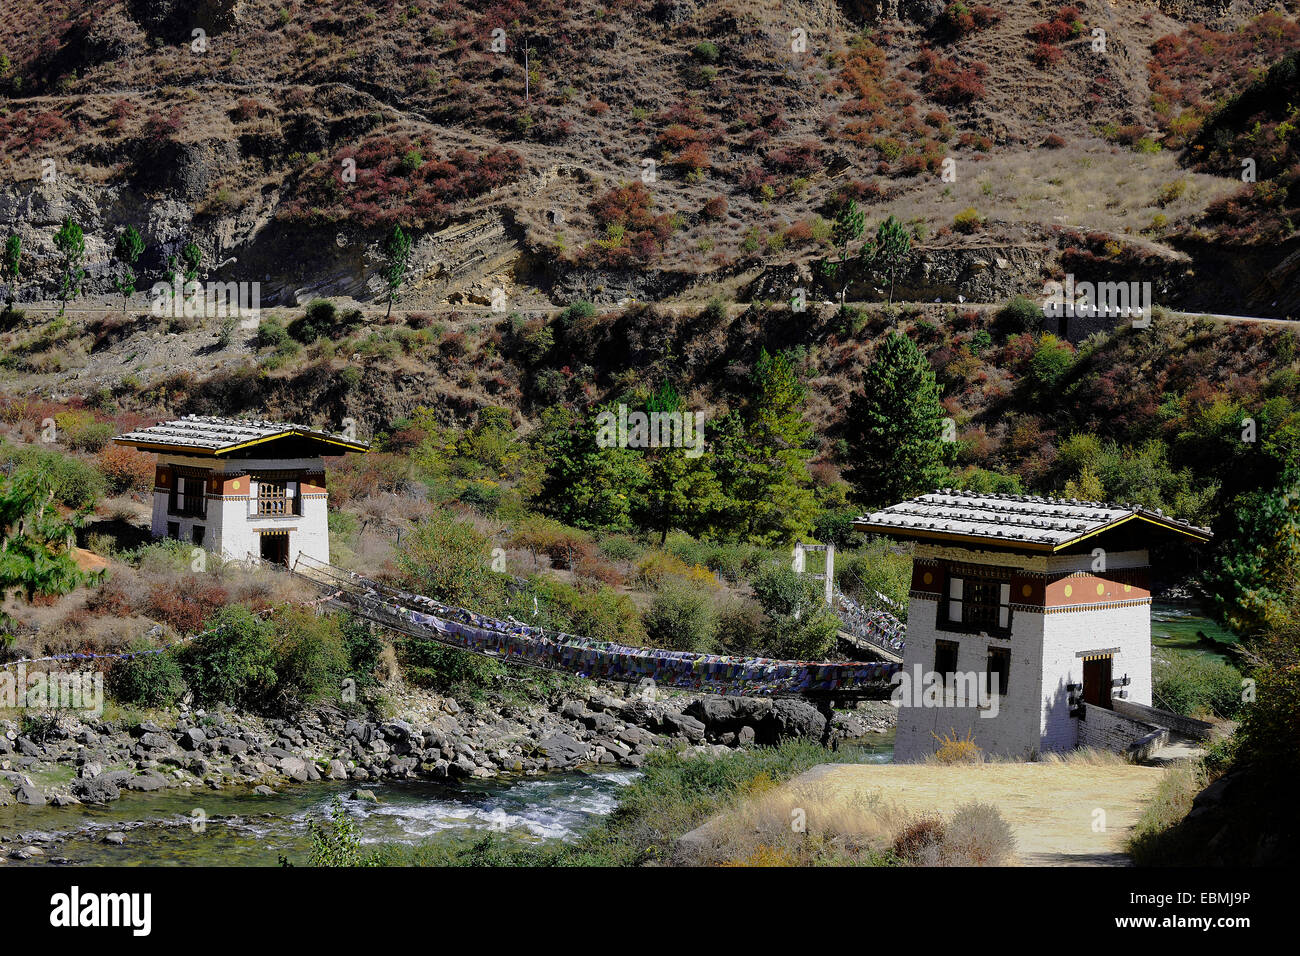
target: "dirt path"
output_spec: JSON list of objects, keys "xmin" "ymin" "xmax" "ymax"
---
[{"xmin": 780, "ymin": 761, "xmax": 1167, "ymax": 866}]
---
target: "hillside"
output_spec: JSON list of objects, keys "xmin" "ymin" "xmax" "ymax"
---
[{"xmin": 1, "ymin": 0, "xmax": 1297, "ymax": 314}]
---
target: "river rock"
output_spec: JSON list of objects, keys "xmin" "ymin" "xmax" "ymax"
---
[
  {"xmin": 103, "ymin": 832, "xmax": 126, "ymax": 845},
  {"xmin": 326, "ymin": 760, "xmax": 348, "ymax": 780},
  {"xmin": 13, "ymin": 782, "xmax": 47, "ymax": 805},
  {"xmin": 72, "ymin": 776, "xmax": 122, "ymax": 802},
  {"xmin": 179, "ymin": 728, "xmax": 206, "ymax": 750},
  {"xmin": 352, "ymin": 789, "xmax": 378, "ymax": 803},
  {"xmin": 663, "ymin": 713, "xmax": 706, "ymax": 741},
  {"xmin": 536, "ymin": 733, "xmax": 588, "ymax": 766},
  {"xmin": 278, "ymin": 757, "xmax": 311, "ymax": 782},
  {"xmin": 124, "ymin": 772, "xmax": 169, "ymax": 792}
]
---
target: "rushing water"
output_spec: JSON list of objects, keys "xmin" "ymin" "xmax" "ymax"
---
[{"xmin": 2, "ymin": 736, "xmax": 896, "ymax": 866}]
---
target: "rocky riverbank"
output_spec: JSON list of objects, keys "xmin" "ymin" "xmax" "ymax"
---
[{"xmin": 0, "ymin": 685, "xmax": 896, "ymax": 815}]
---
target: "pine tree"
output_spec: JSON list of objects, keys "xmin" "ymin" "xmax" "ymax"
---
[
  {"xmin": 52, "ymin": 217, "xmax": 85, "ymax": 317},
  {"xmin": 637, "ymin": 382, "xmax": 724, "ymax": 541},
  {"xmin": 381, "ymin": 225, "xmax": 413, "ymax": 319},
  {"xmin": 712, "ymin": 349, "xmax": 818, "ymax": 545},
  {"xmin": 111, "ymin": 226, "xmax": 145, "ymax": 312},
  {"xmin": 535, "ymin": 405, "xmax": 648, "ymax": 532},
  {"xmin": 869, "ymin": 215, "xmax": 912, "ymax": 304},
  {"xmin": 845, "ymin": 332, "xmax": 952, "ymax": 508}
]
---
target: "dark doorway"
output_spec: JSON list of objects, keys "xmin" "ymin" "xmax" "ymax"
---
[
  {"xmin": 1082, "ymin": 656, "xmax": 1113, "ymax": 709},
  {"xmin": 260, "ymin": 533, "xmax": 289, "ymax": 566}
]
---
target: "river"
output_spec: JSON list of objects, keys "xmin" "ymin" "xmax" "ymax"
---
[{"xmin": 4, "ymin": 603, "xmax": 1229, "ymax": 866}]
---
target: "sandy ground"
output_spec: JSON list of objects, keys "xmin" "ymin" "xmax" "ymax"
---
[{"xmin": 765, "ymin": 761, "xmax": 1165, "ymax": 866}]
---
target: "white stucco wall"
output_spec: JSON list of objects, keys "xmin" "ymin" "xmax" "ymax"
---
[
  {"xmin": 893, "ymin": 547, "xmax": 1153, "ymax": 763},
  {"xmin": 149, "ymin": 453, "xmax": 331, "ymax": 570}
]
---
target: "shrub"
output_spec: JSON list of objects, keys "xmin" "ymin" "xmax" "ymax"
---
[
  {"xmin": 271, "ymin": 606, "xmax": 349, "ymax": 707},
  {"xmin": 692, "ymin": 41, "xmax": 720, "ymax": 64},
  {"xmin": 644, "ymin": 582, "xmax": 716, "ymax": 652},
  {"xmin": 340, "ymin": 613, "xmax": 384, "ymax": 690},
  {"xmin": 714, "ymin": 596, "xmax": 765, "ymax": 653},
  {"xmin": 146, "ymin": 578, "xmax": 229, "ymax": 634},
  {"xmin": 179, "ymin": 606, "xmax": 277, "ymax": 708},
  {"xmin": 56, "ymin": 411, "xmax": 114, "ymax": 452},
  {"xmin": 1154, "ymin": 653, "xmax": 1243, "ymax": 719},
  {"xmin": 892, "ymin": 815, "xmax": 946, "ymax": 862},
  {"xmin": 1028, "ymin": 334, "xmax": 1075, "ymax": 390},
  {"xmin": 256, "ymin": 317, "xmax": 289, "ymax": 349},
  {"xmin": 598, "ymin": 534, "xmax": 645, "ymax": 563},
  {"xmin": 952, "ymin": 207, "xmax": 983, "ymax": 234},
  {"xmin": 98, "ymin": 445, "xmax": 154, "ymax": 495},
  {"xmin": 932, "ymin": 728, "xmax": 982, "ymax": 763},
  {"xmin": 941, "ymin": 802, "xmax": 1017, "ymax": 865},
  {"xmin": 396, "ymin": 511, "xmax": 506, "ymax": 611},
  {"xmin": 107, "ymin": 643, "xmax": 185, "ymax": 707},
  {"xmin": 995, "ymin": 295, "xmax": 1043, "ymax": 335},
  {"xmin": 1041, "ymin": 133, "xmax": 1066, "ymax": 149}
]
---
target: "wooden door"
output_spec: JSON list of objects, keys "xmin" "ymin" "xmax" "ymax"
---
[{"xmin": 1082, "ymin": 656, "xmax": 1113, "ymax": 709}]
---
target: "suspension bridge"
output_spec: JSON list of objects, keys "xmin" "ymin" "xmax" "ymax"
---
[{"xmin": 288, "ymin": 554, "xmax": 907, "ymax": 704}]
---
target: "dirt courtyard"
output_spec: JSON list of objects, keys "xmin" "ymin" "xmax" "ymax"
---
[{"xmin": 782, "ymin": 761, "xmax": 1167, "ymax": 866}]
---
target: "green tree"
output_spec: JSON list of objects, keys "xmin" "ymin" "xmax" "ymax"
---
[
  {"xmin": 638, "ymin": 382, "xmax": 724, "ymax": 542},
  {"xmin": 110, "ymin": 225, "xmax": 145, "ymax": 312},
  {"xmin": 711, "ymin": 349, "xmax": 818, "ymax": 545},
  {"xmin": 536, "ymin": 405, "xmax": 649, "ymax": 532},
  {"xmin": 0, "ymin": 467, "xmax": 87, "ymax": 636},
  {"xmin": 52, "ymin": 217, "xmax": 86, "ymax": 316},
  {"xmin": 381, "ymin": 225, "xmax": 413, "ymax": 319},
  {"xmin": 750, "ymin": 564, "xmax": 839, "ymax": 659},
  {"xmin": 1204, "ymin": 478, "xmax": 1300, "ymax": 635},
  {"xmin": 844, "ymin": 332, "xmax": 952, "ymax": 508},
  {"xmin": 2, "ymin": 233, "xmax": 20, "ymax": 312},
  {"xmin": 819, "ymin": 199, "xmax": 866, "ymax": 310},
  {"xmin": 867, "ymin": 215, "xmax": 912, "ymax": 304}
]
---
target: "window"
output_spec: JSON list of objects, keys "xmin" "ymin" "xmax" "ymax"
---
[
  {"xmin": 942, "ymin": 571, "xmax": 1012, "ymax": 635},
  {"xmin": 169, "ymin": 472, "xmax": 208, "ymax": 517},
  {"xmin": 166, "ymin": 521, "xmax": 179, "ymax": 540},
  {"xmin": 987, "ymin": 647, "xmax": 1011, "ymax": 696},
  {"xmin": 191, "ymin": 525, "xmax": 206, "ymax": 546},
  {"xmin": 934, "ymin": 640, "xmax": 959, "ymax": 682},
  {"xmin": 257, "ymin": 480, "xmax": 289, "ymax": 516}
]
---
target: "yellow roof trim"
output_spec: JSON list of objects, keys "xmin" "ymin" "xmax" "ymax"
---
[{"xmin": 113, "ymin": 429, "xmax": 368, "ymax": 456}]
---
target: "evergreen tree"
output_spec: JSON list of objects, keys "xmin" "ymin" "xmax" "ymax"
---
[
  {"xmin": 535, "ymin": 406, "xmax": 648, "ymax": 532},
  {"xmin": 712, "ymin": 349, "xmax": 818, "ymax": 545},
  {"xmin": 110, "ymin": 225, "xmax": 145, "ymax": 312},
  {"xmin": 819, "ymin": 199, "xmax": 866, "ymax": 310},
  {"xmin": 845, "ymin": 332, "xmax": 952, "ymax": 508},
  {"xmin": 637, "ymin": 382, "xmax": 724, "ymax": 541},
  {"xmin": 52, "ymin": 217, "xmax": 85, "ymax": 316},
  {"xmin": 1, "ymin": 468, "xmax": 87, "ymax": 637},
  {"xmin": 869, "ymin": 214, "xmax": 912, "ymax": 304},
  {"xmin": 381, "ymin": 225, "xmax": 413, "ymax": 318}
]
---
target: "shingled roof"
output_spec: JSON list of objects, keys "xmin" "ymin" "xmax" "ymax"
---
[
  {"xmin": 114, "ymin": 415, "xmax": 369, "ymax": 455},
  {"xmin": 854, "ymin": 490, "xmax": 1212, "ymax": 552}
]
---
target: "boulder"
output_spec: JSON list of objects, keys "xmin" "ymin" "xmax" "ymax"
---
[
  {"xmin": 14, "ymin": 782, "xmax": 47, "ymax": 805},
  {"xmin": 536, "ymin": 733, "xmax": 589, "ymax": 766},
  {"xmin": 123, "ymin": 772, "xmax": 169, "ymax": 792},
  {"xmin": 662, "ymin": 712, "xmax": 706, "ymax": 742},
  {"xmin": 179, "ymin": 728, "xmax": 206, "ymax": 751}
]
